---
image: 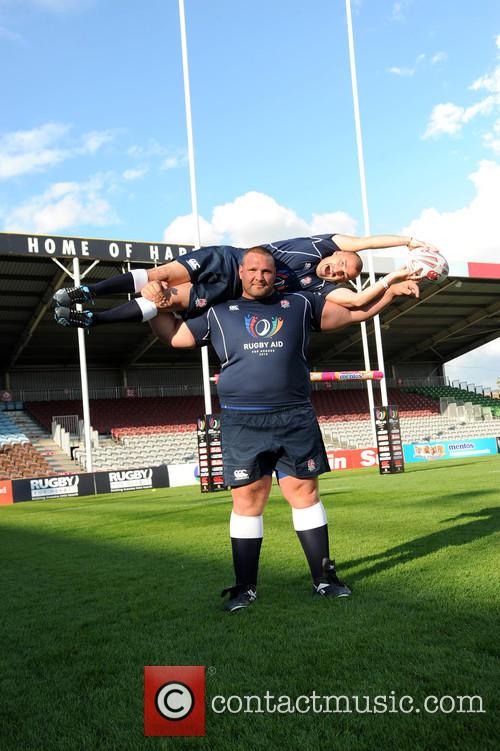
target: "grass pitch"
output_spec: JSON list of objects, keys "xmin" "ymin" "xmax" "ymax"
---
[{"xmin": 1, "ymin": 456, "xmax": 499, "ymax": 750}]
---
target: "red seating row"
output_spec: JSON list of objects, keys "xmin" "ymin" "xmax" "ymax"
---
[
  {"xmin": 0, "ymin": 443, "xmax": 53, "ymax": 480},
  {"xmin": 26, "ymin": 396, "xmax": 218, "ymax": 435},
  {"xmin": 25, "ymin": 389, "xmax": 439, "ymax": 437}
]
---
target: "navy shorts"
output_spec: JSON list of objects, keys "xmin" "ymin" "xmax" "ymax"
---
[
  {"xmin": 177, "ymin": 246, "xmax": 243, "ymax": 318},
  {"xmin": 220, "ymin": 404, "xmax": 330, "ymax": 487}
]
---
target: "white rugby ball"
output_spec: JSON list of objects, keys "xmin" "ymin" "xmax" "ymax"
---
[{"xmin": 407, "ymin": 247, "xmax": 449, "ymax": 282}]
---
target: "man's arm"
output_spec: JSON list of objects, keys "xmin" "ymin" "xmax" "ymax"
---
[
  {"xmin": 324, "ymin": 266, "xmax": 420, "ymax": 309},
  {"xmin": 320, "ymin": 281, "xmax": 420, "ymax": 332},
  {"xmin": 149, "ymin": 313, "xmax": 197, "ymax": 348},
  {"xmin": 332, "ymin": 234, "xmax": 430, "ymax": 253}
]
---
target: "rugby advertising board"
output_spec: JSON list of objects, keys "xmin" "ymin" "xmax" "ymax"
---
[
  {"xmin": 94, "ymin": 465, "xmax": 169, "ymax": 494},
  {"xmin": 373, "ymin": 405, "xmax": 405, "ymax": 475},
  {"xmin": 11, "ymin": 472, "xmax": 95, "ymax": 503},
  {"xmin": 196, "ymin": 415, "xmax": 227, "ymax": 493},
  {"xmin": 403, "ymin": 437, "xmax": 498, "ymax": 463},
  {"xmin": 327, "ymin": 448, "xmax": 378, "ymax": 471}
]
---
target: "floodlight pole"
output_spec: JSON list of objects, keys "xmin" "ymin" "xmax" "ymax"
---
[
  {"xmin": 345, "ymin": 0, "xmax": 390, "ymax": 443},
  {"xmin": 73, "ymin": 257, "xmax": 93, "ymax": 472},
  {"xmin": 178, "ymin": 0, "xmax": 212, "ymax": 415}
]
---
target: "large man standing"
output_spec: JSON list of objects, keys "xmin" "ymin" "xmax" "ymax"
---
[{"xmin": 151, "ymin": 247, "xmax": 419, "ymax": 612}]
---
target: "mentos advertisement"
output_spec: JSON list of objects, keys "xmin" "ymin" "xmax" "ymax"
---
[{"xmin": 403, "ymin": 438, "xmax": 498, "ymax": 463}]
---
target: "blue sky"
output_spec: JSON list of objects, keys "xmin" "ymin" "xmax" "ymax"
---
[{"xmin": 0, "ymin": 0, "xmax": 499, "ymax": 387}]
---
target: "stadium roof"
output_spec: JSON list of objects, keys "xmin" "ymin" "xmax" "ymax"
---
[{"xmin": 1, "ymin": 232, "xmax": 499, "ymax": 375}]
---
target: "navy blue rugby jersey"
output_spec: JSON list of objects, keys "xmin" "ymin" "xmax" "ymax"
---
[
  {"xmin": 185, "ymin": 291, "xmax": 326, "ymax": 407},
  {"xmin": 263, "ymin": 234, "xmax": 341, "ymax": 296},
  {"xmin": 181, "ymin": 234, "xmax": 341, "ymax": 298},
  {"xmin": 177, "ymin": 244, "xmax": 244, "ymax": 299}
]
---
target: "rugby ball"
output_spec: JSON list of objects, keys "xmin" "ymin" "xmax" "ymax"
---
[{"xmin": 407, "ymin": 247, "xmax": 449, "ymax": 282}]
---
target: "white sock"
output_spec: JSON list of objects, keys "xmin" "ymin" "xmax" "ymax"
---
[
  {"xmin": 136, "ymin": 297, "xmax": 158, "ymax": 322},
  {"xmin": 292, "ymin": 501, "xmax": 327, "ymax": 531},
  {"xmin": 230, "ymin": 511, "xmax": 264, "ymax": 538},
  {"xmin": 131, "ymin": 268, "xmax": 149, "ymax": 293}
]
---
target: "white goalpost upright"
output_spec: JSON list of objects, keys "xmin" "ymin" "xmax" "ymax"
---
[
  {"xmin": 72, "ymin": 257, "xmax": 93, "ymax": 472},
  {"xmin": 345, "ymin": 0, "xmax": 389, "ymax": 440},
  {"xmin": 178, "ymin": 0, "xmax": 213, "ymax": 415}
]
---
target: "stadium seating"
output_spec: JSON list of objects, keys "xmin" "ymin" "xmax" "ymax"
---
[
  {"xmin": 23, "ymin": 388, "xmax": 500, "ymax": 471},
  {"xmin": 0, "ymin": 412, "xmax": 31, "ymax": 448},
  {"xmin": 0, "ymin": 411, "xmax": 82, "ymax": 479},
  {"xmin": 25, "ymin": 396, "xmax": 216, "ymax": 435},
  {"xmin": 405, "ymin": 385, "xmax": 500, "ymax": 417},
  {"xmin": 0, "ymin": 442, "xmax": 53, "ymax": 480},
  {"xmin": 25, "ymin": 389, "xmax": 439, "ymax": 437},
  {"xmin": 79, "ymin": 432, "xmax": 198, "ymax": 472}
]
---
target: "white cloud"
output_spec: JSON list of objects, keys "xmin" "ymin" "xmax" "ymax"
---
[
  {"xmin": 127, "ymin": 140, "xmax": 185, "ymax": 173},
  {"xmin": 402, "ymin": 160, "xmax": 500, "ymax": 262},
  {"xmin": 470, "ymin": 65, "xmax": 500, "ymax": 94},
  {"xmin": 422, "ymin": 96, "xmax": 497, "ymax": 139},
  {"xmin": 497, "ymin": 34, "xmax": 500, "ymax": 50},
  {"xmin": 0, "ymin": 122, "xmax": 114, "ymax": 179},
  {"xmin": 162, "ymin": 157, "xmax": 181, "ymax": 170},
  {"xmin": 4, "ymin": 176, "xmax": 117, "ymax": 233},
  {"xmin": 122, "ymin": 166, "xmax": 148, "ymax": 181},
  {"xmin": 431, "ymin": 51, "xmax": 447, "ymax": 64},
  {"xmin": 211, "ymin": 192, "xmax": 310, "ymax": 246},
  {"xmin": 163, "ymin": 214, "xmax": 223, "ymax": 247},
  {"xmin": 127, "ymin": 140, "xmax": 172, "ymax": 159},
  {"xmin": 79, "ymin": 130, "xmax": 114, "ymax": 154},
  {"xmin": 0, "ymin": 147, "xmax": 69, "ymax": 180},
  {"xmin": 163, "ymin": 191, "xmax": 357, "ymax": 247},
  {"xmin": 462, "ymin": 96, "xmax": 496, "ymax": 121},
  {"xmin": 422, "ymin": 103, "xmax": 465, "ymax": 138},
  {"xmin": 0, "ymin": 123, "xmax": 70, "ymax": 179},
  {"xmin": 310, "ymin": 211, "xmax": 357, "ymax": 236},
  {"xmin": 388, "ymin": 66, "xmax": 415, "ymax": 77},
  {"xmin": 387, "ymin": 51, "xmax": 445, "ymax": 77},
  {"xmin": 387, "ymin": 53, "xmax": 425, "ymax": 77},
  {"xmin": 483, "ymin": 118, "xmax": 500, "ymax": 154},
  {"xmin": 1, "ymin": 122, "xmax": 70, "ymax": 152},
  {"xmin": 423, "ymin": 40, "xmax": 500, "ymax": 140}
]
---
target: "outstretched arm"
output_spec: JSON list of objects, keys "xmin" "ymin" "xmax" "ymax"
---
[
  {"xmin": 320, "ymin": 281, "xmax": 420, "ymax": 332},
  {"xmin": 332, "ymin": 234, "xmax": 430, "ymax": 253},
  {"xmin": 149, "ymin": 314, "xmax": 197, "ymax": 348},
  {"xmin": 325, "ymin": 266, "xmax": 420, "ymax": 309}
]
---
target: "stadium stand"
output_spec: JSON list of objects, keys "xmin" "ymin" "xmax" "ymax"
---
[
  {"xmin": 405, "ymin": 385, "xmax": 500, "ymax": 417},
  {"xmin": 0, "ymin": 412, "xmax": 55, "ymax": 480},
  {"xmin": 25, "ymin": 396, "xmax": 212, "ymax": 435},
  {"xmin": 0, "ymin": 410, "xmax": 80, "ymax": 479},
  {"xmin": 25, "ymin": 390, "xmax": 438, "ymax": 435},
  {"xmin": 20, "ymin": 387, "xmax": 500, "ymax": 472}
]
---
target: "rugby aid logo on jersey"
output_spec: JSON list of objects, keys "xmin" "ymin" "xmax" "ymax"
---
[{"xmin": 245, "ymin": 314, "xmax": 284, "ymax": 338}]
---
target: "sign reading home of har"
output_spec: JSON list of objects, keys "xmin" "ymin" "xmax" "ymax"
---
[{"xmin": 0, "ymin": 232, "xmax": 195, "ymax": 264}]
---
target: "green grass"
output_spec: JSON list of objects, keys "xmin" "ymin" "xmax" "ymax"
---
[{"xmin": 1, "ymin": 456, "xmax": 499, "ymax": 750}]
